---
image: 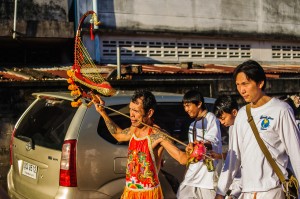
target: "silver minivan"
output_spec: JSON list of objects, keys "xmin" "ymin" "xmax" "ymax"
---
[{"xmin": 7, "ymin": 90, "xmax": 216, "ymax": 199}]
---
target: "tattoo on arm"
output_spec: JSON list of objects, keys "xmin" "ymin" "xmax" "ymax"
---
[
  {"xmin": 150, "ymin": 129, "xmax": 171, "ymax": 143},
  {"xmin": 103, "ymin": 115, "xmax": 131, "ymax": 138},
  {"xmin": 121, "ymin": 128, "xmax": 130, "ymax": 135},
  {"xmin": 104, "ymin": 119, "xmax": 118, "ymax": 134}
]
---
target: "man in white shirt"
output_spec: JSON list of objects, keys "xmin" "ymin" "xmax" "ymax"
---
[
  {"xmin": 177, "ymin": 90, "xmax": 222, "ymax": 199},
  {"xmin": 215, "ymin": 60, "xmax": 300, "ymax": 199},
  {"xmin": 212, "ymin": 95, "xmax": 241, "ymax": 199}
]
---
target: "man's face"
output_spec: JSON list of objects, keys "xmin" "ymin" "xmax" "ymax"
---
[
  {"xmin": 183, "ymin": 102, "xmax": 201, "ymax": 119},
  {"xmin": 218, "ymin": 110, "xmax": 237, "ymax": 127},
  {"xmin": 129, "ymin": 98, "xmax": 147, "ymax": 127},
  {"xmin": 235, "ymin": 72, "xmax": 264, "ymax": 103}
]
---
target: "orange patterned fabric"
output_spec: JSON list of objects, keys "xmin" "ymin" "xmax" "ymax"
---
[
  {"xmin": 121, "ymin": 128, "xmax": 163, "ymax": 199},
  {"xmin": 121, "ymin": 185, "xmax": 163, "ymax": 199}
]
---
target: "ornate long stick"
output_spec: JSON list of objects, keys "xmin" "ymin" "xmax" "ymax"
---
[
  {"xmin": 83, "ymin": 97, "xmax": 187, "ymax": 146},
  {"xmin": 90, "ymin": 98, "xmax": 212, "ymax": 159},
  {"xmin": 84, "ymin": 97, "xmax": 213, "ymax": 160}
]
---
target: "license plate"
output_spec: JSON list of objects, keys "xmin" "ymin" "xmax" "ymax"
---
[{"xmin": 22, "ymin": 161, "xmax": 38, "ymax": 179}]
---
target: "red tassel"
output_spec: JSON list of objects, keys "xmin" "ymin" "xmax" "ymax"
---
[{"xmin": 90, "ymin": 23, "xmax": 94, "ymax": 40}]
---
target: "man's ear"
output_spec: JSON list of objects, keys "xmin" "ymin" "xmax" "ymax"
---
[
  {"xmin": 147, "ymin": 109, "xmax": 154, "ymax": 118},
  {"xmin": 232, "ymin": 109, "xmax": 238, "ymax": 117},
  {"xmin": 197, "ymin": 102, "xmax": 202, "ymax": 109},
  {"xmin": 258, "ymin": 80, "xmax": 264, "ymax": 89}
]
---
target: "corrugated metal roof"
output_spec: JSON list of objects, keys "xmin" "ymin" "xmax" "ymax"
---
[{"xmin": 0, "ymin": 63, "xmax": 299, "ymax": 82}]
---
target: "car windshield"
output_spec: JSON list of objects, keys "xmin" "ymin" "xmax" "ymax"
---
[{"xmin": 14, "ymin": 97, "xmax": 77, "ymax": 150}]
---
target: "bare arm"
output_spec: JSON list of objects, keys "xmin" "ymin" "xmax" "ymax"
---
[
  {"xmin": 151, "ymin": 128, "xmax": 188, "ymax": 165},
  {"xmin": 161, "ymin": 139, "xmax": 188, "ymax": 165},
  {"xmin": 93, "ymin": 95, "xmax": 132, "ymax": 142}
]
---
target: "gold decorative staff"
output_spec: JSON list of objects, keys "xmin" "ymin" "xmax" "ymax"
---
[{"xmin": 84, "ymin": 97, "xmax": 213, "ymax": 161}]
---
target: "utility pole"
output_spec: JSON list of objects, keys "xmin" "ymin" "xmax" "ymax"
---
[
  {"xmin": 13, "ymin": 0, "xmax": 18, "ymax": 39},
  {"xmin": 92, "ymin": 0, "xmax": 101, "ymax": 63}
]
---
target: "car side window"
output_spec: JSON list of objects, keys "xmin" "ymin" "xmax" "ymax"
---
[
  {"xmin": 97, "ymin": 104, "xmax": 131, "ymax": 145},
  {"xmin": 15, "ymin": 98, "xmax": 77, "ymax": 150},
  {"xmin": 154, "ymin": 103, "xmax": 193, "ymax": 143},
  {"xmin": 155, "ymin": 102, "xmax": 214, "ymax": 143}
]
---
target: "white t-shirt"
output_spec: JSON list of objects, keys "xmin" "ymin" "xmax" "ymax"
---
[
  {"xmin": 181, "ymin": 112, "xmax": 222, "ymax": 189},
  {"xmin": 217, "ymin": 98, "xmax": 300, "ymax": 195}
]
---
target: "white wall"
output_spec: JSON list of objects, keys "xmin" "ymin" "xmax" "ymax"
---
[{"xmin": 77, "ymin": 0, "xmax": 300, "ymax": 38}]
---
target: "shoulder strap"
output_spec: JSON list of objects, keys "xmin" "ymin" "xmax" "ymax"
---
[
  {"xmin": 192, "ymin": 112, "xmax": 208, "ymax": 142},
  {"xmin": 192, "ymin": 120, "xmax": 198, "ymax": 142},
  {"xmin": 245, "ymin": 104, "xmax": 286, "ymax": 183},
  {"xmin": 202, "ymin": 116, "xmax": 205, "ymax": 138}
]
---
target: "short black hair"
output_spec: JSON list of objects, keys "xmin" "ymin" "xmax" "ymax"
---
[
  {"xmin": 233, "ymin": 60, "xmax": 266, "ymax": 91},
  {"xmin": 182, "ymin": 90, "xmax": 206, "ymax": 110},
  {"xmin": 131, "ymin": 90, "xmax": 156, "ymax": 113},
  {"xmin": 213, "ymin": 95, "xmax": 239, "ymax": 118}
]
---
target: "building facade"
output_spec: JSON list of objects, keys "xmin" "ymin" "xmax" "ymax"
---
[
  {"xmin": 77, "ymin": 0, "xmax": 300, "ymax": 65},
  {"xmin": 2, "ymin": 0, "xmax": 300, "ymax": 65}
]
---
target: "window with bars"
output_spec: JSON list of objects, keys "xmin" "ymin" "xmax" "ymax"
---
[
  {"xmin": 101, "ymin": 39, "xmax": 252, "ymax": 60},
  {"xmin": 272, "ymin": 45, "xmax": 300, "ymax": 59}
]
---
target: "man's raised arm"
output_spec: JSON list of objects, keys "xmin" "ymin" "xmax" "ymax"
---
[{"xmin": 93, "ymin": 95, "xmax": 132, "ymax": 142}]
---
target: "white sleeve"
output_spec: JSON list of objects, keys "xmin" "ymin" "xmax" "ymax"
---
[
  {"xmin": 229, "ymin": 168, "xmax": 242, "ymax": 198},
  {"xmin": 279, "ymin": 108, "xmax": 300, "ymax": 181},
  {"xmin": 217, "ymin": 122, "xmax": 242, "ymax": 196},
  {"xmin": 204, "ymin": 114, "xmax": 222, "ymax": 153}
]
